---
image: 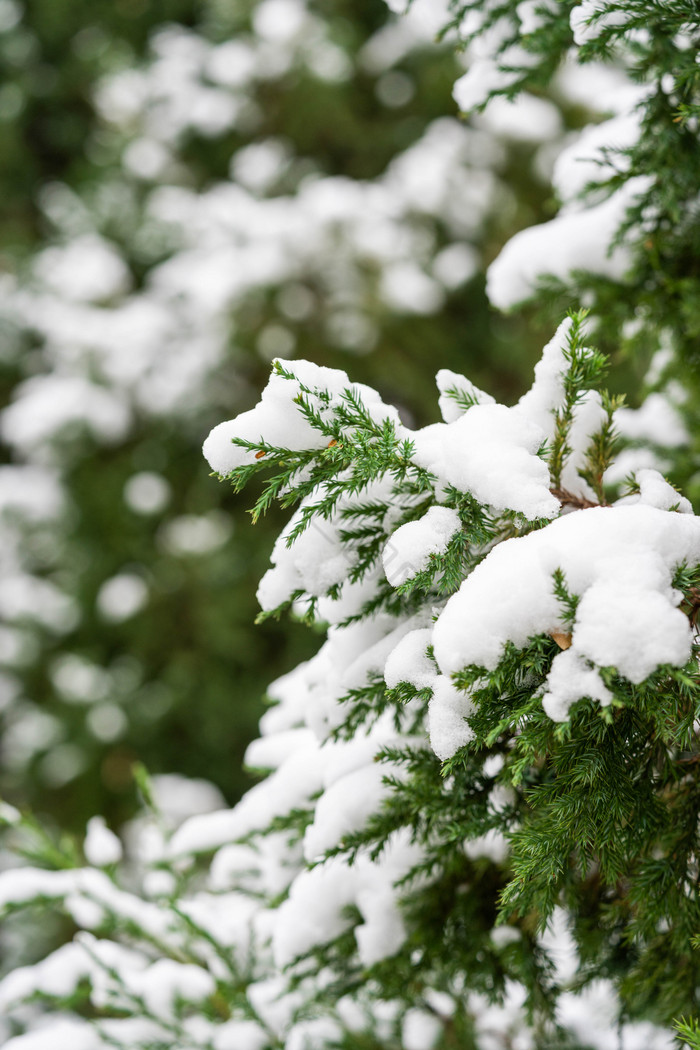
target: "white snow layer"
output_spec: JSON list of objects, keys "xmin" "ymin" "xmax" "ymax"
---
[
  {"xmin": 615, "ymin": 392, "xmax": 689, "ymax": 448},
  {"xmin": 383, "ymin": 506, "xmax": 461, "ymax": 586},
  {"xmin": 570, "ymin": 1, "xmax": 632, "ymax": 46},
  {"xmin": 617, "ymin": 468, "xmax": 692, "ymax": 515},
  {"xmin": 486, "ymin": 178, "xmax": 649, "ymax": 310},
  {"xmin": 428, "ymin": 676, "xmax": 475, "ymax": 761},
  {"xmin": 257, "ymin": 477, "xmax": 398, "ymax": 614},
  {"xmin": 273, "ymin": 828, "xmax": 424, "ymax": 968},
  {"xmin": 410, "ymin": 403, "xmax": 558, "ymax": 520},
  {"xmin": 203, "ymin": 359, "xmax": 400, "ymax": 475},
  {"xmin": 515, "ymin": 317, "xmax": 607, "ymax": 499},
  {"xmin": 486, "ymin": 81, "xmax": 648, "ymax": 310},
  {"xmin": 552, "ymin": 110, "xmax": 643, "ymax": 205},
  {"xmin": 384, "ymin": 627, "xmax": 436, "ymax": 690},
  {"xmin": 432, "ymin": 505, "xmax": 700, "ymax": 724},
  {"xmin": 474, "ymin": 92, "xmax": 563, "ymax": 144},
  {"xmin": 84, "ymin": 816, "xmax": 123, "ymax": 866},
  {"xmin": 436, "ymin": 368, "xmax": 495, "ymax": 422}
]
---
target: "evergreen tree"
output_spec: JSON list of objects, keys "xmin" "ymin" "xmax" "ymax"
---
[
  {"xmin": 2, "ymin": 2, "xmax": 700, "ymax": 1049},
  {"xmin": 1, "ymin": 0, "xmax": 540, "ymax": 827}
]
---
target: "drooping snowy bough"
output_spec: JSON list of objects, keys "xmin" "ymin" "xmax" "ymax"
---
[
  {"xmin": 3, "ymin": 0, "xmax": 700, "ymax": 1043},
  {"xmin": 2, "ymin": 314, "xmax": 697, "ymax": 1049}
]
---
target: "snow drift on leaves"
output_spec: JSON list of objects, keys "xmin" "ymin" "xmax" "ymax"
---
[
  {"xmin": 410, "ymin": 403, "xmax": 558, "ymax": 520},
  {"xmin": 432, "ymin": 504, "xmax": 700, "ymax": 724},
  {"xmin": 383, "ymin": 506, "xmax": 461, "ymax": 587},
  {"xmin": 203, "ymin": 359, "xmax": 402, "ymax": 475}
]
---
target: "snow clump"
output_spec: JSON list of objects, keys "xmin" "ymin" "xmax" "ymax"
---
[{"xmin": 432, "ymin": 504, "xmax": 700, "ymax": 724}]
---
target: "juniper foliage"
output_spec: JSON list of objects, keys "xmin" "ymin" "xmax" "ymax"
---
[
  {"xmin": 2, "ymin": 2, "xmax": 700, "ymax": 1049},
  {"xmin": 448, "ymin": 0, "xmax": 700, "ymax": 377},
  {"xmin": 3, "ymin": 304, "xmax": 700, "ymax": 1048}
]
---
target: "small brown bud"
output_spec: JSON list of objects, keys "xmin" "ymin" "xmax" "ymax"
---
[
  {"xmin": 550, "ymin": 630, "xmax": 572, "ymax": 650},
  {"xmin": 255, "ymin": 450, "xmax": 266, "ymax": 460}
]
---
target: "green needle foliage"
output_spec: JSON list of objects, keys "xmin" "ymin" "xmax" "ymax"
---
[
  {"xmin": 3, "ymin": 2, "xmax": 700, "ymax": 1049},
  {"xmin": 199, "ymin": 311, "xmax": 700, "ymax": 1036}
]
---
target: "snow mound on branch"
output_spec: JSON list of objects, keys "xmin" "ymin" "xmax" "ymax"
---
[
  {"xmin": 257, "ymin": 494, "xmax": 355, "ymax": 610},
  {"xmin": 0, "ymin": 466, "xmax": 64, "ymax": 521},
  {"xmin": 273, "ymin": 828, "xmax": 424, "ymax": 968},
  {"xmin": 436, "ymin": 368, "xmax": 495, "ymax": 422},
  {"xmin": 2, "ymin": 375, "xmax": 131, "ymax": 450},
  {"xmin": 202, "ymin": 359, "xmax": 401, "ymax": 475},
  {"xmin": 615, "ymin": 392, "xmax": 688, "ymax": 448},
  {"xmin": 475, "ymin": 92, "xmax": 563, "ymax": 145},
  {"xmin": 570, "ymin": 2, "xmax": 632, "ymax": 46},
  {"xmin": 384, "ymin": 627, "xmax": 435, "ymax": 690},
  {"xmin": 383, "ymin": 506, "xmax": 461, "ymax": 586},
  {"xmin": 452, "ymin": 13, "xmax": 538, "ymax": 114},
  {"xmin": 416, "ymin": 318, "xmax": 608, "ymax": 513},
  {"xmin": 84, "ymin": 817, "xmax": 123, "ymax": 867},
  {"xmin": 258, "ymin": 476, "xmax": 398, "ymax": 613},
  {"xmin": 432, "ymin": 505, "xmax": 700, "ymax": 723},
  {"xmin": 428, "ymin": 676, "xmax": 475, "ymax": 760},
  {"xmin": 617, "ymin": 468, "xmax": 692, "ymax": 515},
  {"xmin": 0, "ymin": 943, "xmax": 93, "ymax": 1013},
  {"xmin": 411, "ymin": 403, "xmax": 558, "ymax": 521},
  {"xmin": 1, "ymin": 1020, "xmax": 100, "ymax": 1050},
  {"xmin": 486, "ymin": 179, "xmax": 647, "ymax": 309},
  {"xmin": 552, "ymin": 110, "xmax": 643, "ymax": 205},
  {"xmin": 302, "ymin": 761, "xmax": 396, "ymax": 860},
  {"xmin": 385, "ymin": 633, "xmax": 476, "ymax": 761},
  {"xmin": 516, "ymin": 317, "xmax": 607, "ymax": 499},
  {"xmin": 33, "ymin": 234, "xmax": 130, "ymax": 303},
  {"xmin": 0, "ymin": 866, "xmax": 173, "ymax": 941},
  {"xmin": 486, "ymin": 89, "xmax": 649, "ymax": 311}
]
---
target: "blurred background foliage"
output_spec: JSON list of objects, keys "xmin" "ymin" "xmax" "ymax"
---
[{"xmin": 0, "ymin": 0, "xmax": 583, "ymax": 833}]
